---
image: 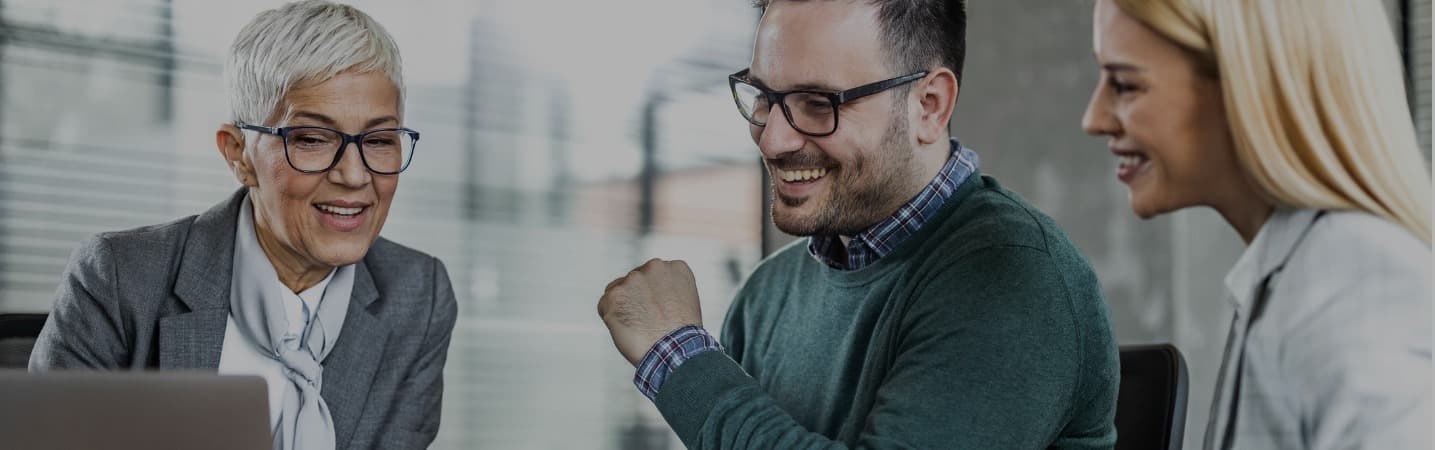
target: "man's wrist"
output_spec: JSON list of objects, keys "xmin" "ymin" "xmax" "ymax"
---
[{"xmin": 633, "ymin": 325, "xmax": 722, "ymax": 401}]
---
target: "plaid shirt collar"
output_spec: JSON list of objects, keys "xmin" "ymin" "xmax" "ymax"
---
[{"xmin": 808, "ymin": 139, "xmax": 979, "ymax": 271}]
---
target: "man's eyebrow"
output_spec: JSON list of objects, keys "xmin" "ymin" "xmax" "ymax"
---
[
  {"xmin": 746, "ymin": 73, "xmax": 772, "ymax": 90},
  {"xmin": 747, "ymin": 73, "xmax": 839, "ymax": 92}
]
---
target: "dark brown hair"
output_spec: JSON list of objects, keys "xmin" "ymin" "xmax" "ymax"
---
[{"xmin": 753, "ymin": 0, "xmax": 967, "ymax": 83}]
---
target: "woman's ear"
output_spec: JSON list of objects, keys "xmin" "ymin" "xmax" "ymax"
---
[{"xmin": 217, "ymin": 124, "xmax": 258, "ymax": 187}]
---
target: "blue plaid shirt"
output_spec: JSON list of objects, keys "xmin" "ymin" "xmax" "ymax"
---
[
  {"xmin": 809, "ymin": 140, "xmax": 978, "ymax": 270},
  {"xmin": 633, "ymin": 325, "xmax": 722, "ymax": 400},
  {"xmin": 633, "ymin": 139, "xmax": 980, "ymax": 400}
]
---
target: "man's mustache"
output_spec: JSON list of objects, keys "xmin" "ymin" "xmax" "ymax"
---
[{"xmin": 765, "ymin": 152, "xmax": 837, "ymax": 170}]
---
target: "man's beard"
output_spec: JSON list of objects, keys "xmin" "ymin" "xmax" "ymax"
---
[{"xmin": 771, "ymin": 109, "xmax": 914, "ymax": 237}]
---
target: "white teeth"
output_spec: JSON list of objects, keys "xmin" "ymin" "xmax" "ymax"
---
[
  {"xmin": 780, "ymin": 168, "xmax": 828, "ymax": 182},
  {"xmin": 1117, "ymin": 155, "xmax": 1145, "ymax": 167},
  {"xmin": 317, "ymin": 204, "xmax": 363, "ymax": 216}
]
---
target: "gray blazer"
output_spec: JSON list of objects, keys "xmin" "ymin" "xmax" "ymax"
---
[{"xmin": 29, "ymin": 189, "xmax": 459, "ymax": 450}]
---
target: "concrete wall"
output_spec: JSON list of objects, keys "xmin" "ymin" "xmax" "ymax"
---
[{"xmin": 955, "ymin": 4, "xmax": 1233, "ymax": 448}]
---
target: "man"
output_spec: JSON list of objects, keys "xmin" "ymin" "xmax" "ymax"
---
[{"xmin": 596, "ymin": 1, "xmax": 1119, "ymax": 448}]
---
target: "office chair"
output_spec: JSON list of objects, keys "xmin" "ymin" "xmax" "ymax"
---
[
  {"xmin": 0, "ymin": 314, "xmax": 47, "ymax": 368},
  {"xmin": 1116, "ymin": 344, "xmax": 1189, "ymax": 450}
]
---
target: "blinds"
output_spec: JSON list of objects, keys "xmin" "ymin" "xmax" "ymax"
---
[
  {"xmin": 1411, "ymin": 0, "xmax": 1432, "ymax": 158},
  {"xmin": 0, "ymin": 1, "xmax": 761, "ymax": 449}
]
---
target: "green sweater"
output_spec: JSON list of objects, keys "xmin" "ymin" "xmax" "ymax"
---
[{"xmin": 655, "ymin": 174, "xmax": 1119, "ymax": 449}]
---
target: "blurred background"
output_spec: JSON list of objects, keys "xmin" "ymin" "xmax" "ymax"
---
[{"xmin": 0, "ymin": 1, "xmax": 1426, "ymax": 449}]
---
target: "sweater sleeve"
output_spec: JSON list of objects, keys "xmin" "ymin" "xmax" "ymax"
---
[{"xmin": 652, "ymin": 245, "xmax": 1108, "ymax": 449}]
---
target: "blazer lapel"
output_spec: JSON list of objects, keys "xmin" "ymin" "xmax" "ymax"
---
[
  {"xmin": 322, "ymin": 261, "xmax": 389, "ymax": 449},
  {"xmin": 162, "ymin": 188, "xmax": 394, "ymax": 445},
  {"xmin": 161, "ymin": 189, "xmax": 246, "ymax": 370}
]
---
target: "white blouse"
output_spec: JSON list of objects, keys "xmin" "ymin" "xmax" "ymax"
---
[{"xmin": 215, "ymin": 206, "xmax": 337, "ymax": 429}]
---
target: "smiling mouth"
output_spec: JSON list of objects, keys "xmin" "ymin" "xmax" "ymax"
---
[
  {"xmin": 1114, "ymin": 152, "xmax": 1151, "ymax": 183},
  {"xmin": 777, "ymin": 167, "xmax": 829, "ymax": 183},
  {"xmin": 1116, "ymin": 154, "xmax": 1147, "ymax": 169},
  {"xmin": 314, "ymin": 203, "xmax": 366, "ymax": 217}
]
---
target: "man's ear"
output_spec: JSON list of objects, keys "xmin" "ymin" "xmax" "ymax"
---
[
  {"xmin": 216, "ymin": 123, "xmax": 257, "ymax": 187},
  {"xmin": 913, "ymin": 68, "xmax": 958, "ymax": 146}
]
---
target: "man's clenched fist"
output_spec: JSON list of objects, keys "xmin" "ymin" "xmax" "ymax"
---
[{"xmin": 597, "ymin": 258, "xmax": 705, "ymax": 367}]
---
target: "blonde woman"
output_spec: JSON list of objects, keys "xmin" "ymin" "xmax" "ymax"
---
[{"xmin": 1081, "ymin": 0, "xmax": 1431, "ymax": 448}]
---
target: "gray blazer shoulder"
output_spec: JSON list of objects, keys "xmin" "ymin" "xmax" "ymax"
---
[
  {"xmin": 1263, "ymin": 210, "xmax": 1431, "ymax": 449},
  {"xmin": 29, "ymin": 188, "xmax": 459, "ymax": 449}
]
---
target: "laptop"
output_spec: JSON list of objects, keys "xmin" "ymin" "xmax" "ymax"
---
[{"xmin": 0, "ymin": 370, "xmax": 271, "ymax": 450}]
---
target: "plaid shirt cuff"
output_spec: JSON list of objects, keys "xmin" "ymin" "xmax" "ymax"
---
[{"xmin": 633, "ymin": 325, "xmax": 722, "ymax": 401}]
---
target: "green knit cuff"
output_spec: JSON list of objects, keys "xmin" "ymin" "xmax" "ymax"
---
[{"xmin": 652, "ymin": 349, "xmax": 758, "ymax": 447}]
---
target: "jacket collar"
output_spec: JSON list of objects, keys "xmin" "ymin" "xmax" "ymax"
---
[
  {"xmin": 161, "ymin": 189, "xmax": 247, "ymax": 370},
  {"xmin": 1224, "ymin": 208, "xmax": 1323, "ymax": 311},
  {"xmin": 161, "ymin": 189, "xmax": 387, "ymax": 402},
  {"xmin": 322, "ymin": 264, "xmax": 388, "ymax": 448},
  {"xmin": 162, "ymin": 188, "xmax": 391, "ymax": 445}
]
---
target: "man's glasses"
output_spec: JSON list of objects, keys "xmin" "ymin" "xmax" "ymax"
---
[
  {"xmin": 728, "ymin": 68, "xmax": 928, "ymax": 137},
  {"xmin": 236, "ymin": 122, "xmax": 420, "ymax": 175}
]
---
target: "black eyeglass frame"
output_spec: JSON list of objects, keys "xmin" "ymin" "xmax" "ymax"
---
[
  {"xmin": 728, "ymin": 68, "xmax": 929, "ymax": 137},
  {"xmin": 235, "ymin": 121, "xmax": 421, "ymax": 175}
]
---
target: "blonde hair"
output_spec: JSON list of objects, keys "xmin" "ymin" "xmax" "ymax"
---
[
  {"xmin": 225, "ymin": 0, "xmax": 404, "ymax": 126},
  {"xmin": 1115, "ymin": 0, "xmax": 1433, "ymax": 244}
]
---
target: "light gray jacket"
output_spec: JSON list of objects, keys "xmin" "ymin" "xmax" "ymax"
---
[
  {"xmin": 1206, "ymin": 208, "xmax": 1431, "ymax": 449},
  {"xmin": 29, "ymin": 189, "xmax": 459, "ymax": 450}
]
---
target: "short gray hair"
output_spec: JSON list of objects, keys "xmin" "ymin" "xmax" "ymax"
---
[{"xmin": 225, "ymin": 0, "xmax": 404, "ymax": 125}]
